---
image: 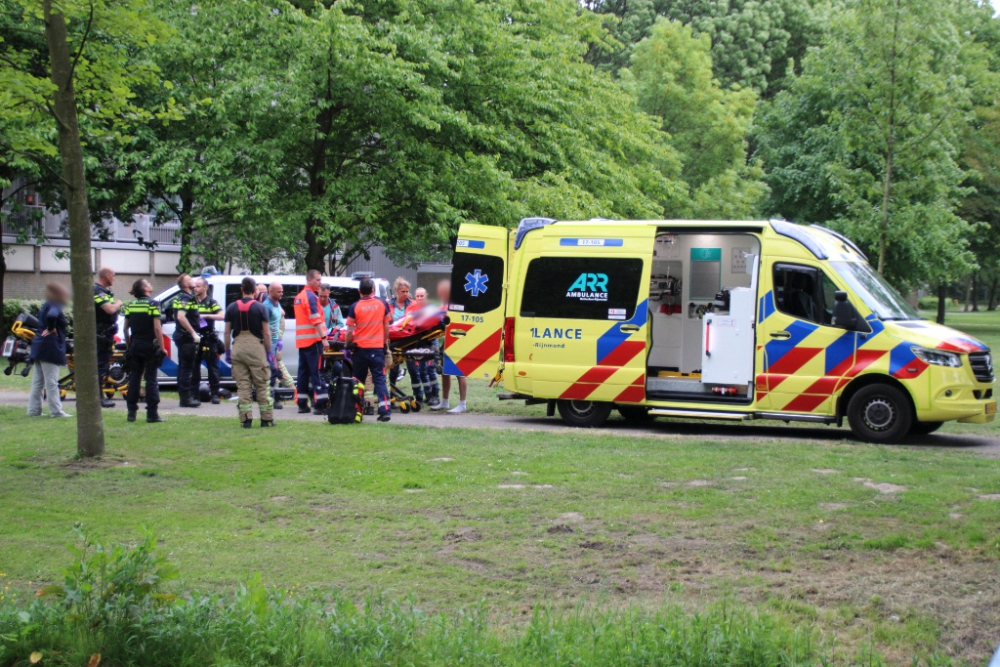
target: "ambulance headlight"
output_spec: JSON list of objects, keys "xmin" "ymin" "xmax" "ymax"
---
[{"xmin": 912, "ymin": 347, "xmax": 962, "ymax": 368}]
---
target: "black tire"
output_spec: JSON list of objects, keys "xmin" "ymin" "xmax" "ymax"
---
[
  {"xmin": 617, "ymin": 405, "xmax": 653, "ymax": 423},
  {"xmin": 909, "ymin": 421, "xmax": 944, "ymax": 436},
  {"xmin": 557, "ymin": 400, "xmax": 613, "ymax": 427},
  {"xmin": 410, "ymin": 399, "xmax": 421, "ymax": 412},
  {"xmin": 846, "ymin": 383, "xmax": 913, "ymax": 444}
]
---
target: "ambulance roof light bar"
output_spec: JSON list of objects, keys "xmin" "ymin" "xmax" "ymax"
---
[{"xmin": 514, "ymin": 217, "xmax": 557, "ymax": 250}]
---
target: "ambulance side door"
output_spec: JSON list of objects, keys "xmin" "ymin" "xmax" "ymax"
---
[
  {"xmin": 757, "ymin": 261, "xmax": 854, "ymax": 414},
  {"xmin": 444, "ymin": 225, "xmax": 509, "ymax": 380}
]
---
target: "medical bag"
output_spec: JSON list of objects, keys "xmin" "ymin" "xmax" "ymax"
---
[{"xmin": 328, "ymin": 375, "xmax": 364, "ymax": 424}]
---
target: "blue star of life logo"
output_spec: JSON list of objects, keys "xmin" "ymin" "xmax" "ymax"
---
[{"xmin": 464, "ymin": 269, "xmax": 488, "ymax": 297}]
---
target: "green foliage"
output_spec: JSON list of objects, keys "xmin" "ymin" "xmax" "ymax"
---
[
  {"xmin": 0, "ymin": 530, "xmax": 885, "ymax": 667},
  {"xmin": 756, "ymin": 0, "xmax": 975, "ymax": 288},
  {"xmin": 2, "ymin": 299, "xmax": 43, "ymax": 337},
  {"xmin": 623, "ymin": 18, "xmax": 767, "ymax": 216}
]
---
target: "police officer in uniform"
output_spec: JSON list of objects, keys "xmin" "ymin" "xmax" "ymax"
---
[
  {"xmin": 192, "ymin": 277, "xmax": 225, "ymax": 404},
  {"xmin": 123, "ymin": 279, "xmax": 165, "ymax": 423},
  {"xmin": 93, "ymin": 266, "xmax": 123, "ymax": 408},
  {"xmin": 224, "ymin": 277, "xmax": 274, "ymax": 428},
  {"xmin": 172, "ymin": 273, "xmax": 202, "ymax": 407}
]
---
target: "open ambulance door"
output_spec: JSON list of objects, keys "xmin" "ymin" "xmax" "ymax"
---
[{"xmin": 443, "ymin": 224, "xmax": 509, "ymax": 380}]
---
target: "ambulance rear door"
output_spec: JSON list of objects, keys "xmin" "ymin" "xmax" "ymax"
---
[{"xmin": 443, "ymin": 225, "xmax": 509, "ymax": 380}]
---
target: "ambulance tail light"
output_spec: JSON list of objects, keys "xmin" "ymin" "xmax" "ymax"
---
[{"xmin": 503, "ymin": 317, "xmax": 516, "ymax": 363}]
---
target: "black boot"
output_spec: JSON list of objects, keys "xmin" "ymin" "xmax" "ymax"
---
[
  {"xmin": 312, "ymin": 403, "xmax": 327, "ymax": 416},
  {"xmin": 127, "ymin": 409, "xmax": 137, "ymax": 422},
  {"xmin": 147, "ymin": 411, "xmax": 165, "ymax": 423},
  {"xmin": 179, "ymin": 391, "xmax": 201, "ymax": 408},
  {"xmin": 297, "ymin": 400, "xmax": 310, "ymax": 414},
  {"xmin": 273, "ymin": 398, "xmax": 283, "ymax": 410},
  {"xmin": 101, "ymin": 397, "xmax": 115, "ymax": 408},
  {"xmin": 211, "ymin": 394, "xmax": 220, "ymax": 405},
  {"xmin": 260, "ymin": 419, "xmax": 275, "ymax": 427},
  {"xmin": 241, "ymin": 419, "xmax": 253, "ymax": 429}
]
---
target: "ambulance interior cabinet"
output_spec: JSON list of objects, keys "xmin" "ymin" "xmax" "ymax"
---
[{"xmin": 700, "ymin": 287, "xmax": 755, "ymax": 386}]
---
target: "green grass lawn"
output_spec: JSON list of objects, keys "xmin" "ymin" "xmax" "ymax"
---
[{"xmin": 1, "ymin": 407, "xmax": 998, "ymax": 663}]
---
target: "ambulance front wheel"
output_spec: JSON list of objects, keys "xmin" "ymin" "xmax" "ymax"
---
[
  {"xmin": 557, "ymin": 400, "xmax": 613, "ymax": 428},
  {"xmin": 846, "ymin": 383, "xmax": 913, "ymax": 444}
]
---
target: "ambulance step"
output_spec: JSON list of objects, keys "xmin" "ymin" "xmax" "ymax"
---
[
  {"xmin": 648, "ymin": 408, "xmax": 749, "ymax": 421},
  {"xmin": 755, "ymin": 412, "xmax": 835, "ymax": 424}
]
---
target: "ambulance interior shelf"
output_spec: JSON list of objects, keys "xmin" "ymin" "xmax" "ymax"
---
[{"xmin": 646, "ymin": 231, "xmax": 760, "ymax": 402}]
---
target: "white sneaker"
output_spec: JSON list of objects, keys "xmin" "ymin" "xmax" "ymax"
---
[
  {"xmin": 447, "ymin": 402, "xmax": 467, "ymax": 414},
  {"xmin": 430, "ymin": 399, "xmax": 450, "ymax": 411},
  {"xmin": 52, "ymin": 412, "xmax": 74, "ymax": 418}
]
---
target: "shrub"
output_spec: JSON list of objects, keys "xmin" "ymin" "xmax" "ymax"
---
[
  {"xmin": 0, "ymin": 528, "xmax": 925, "ymax": 667},
  {"xmin": 3, "ymin": 299, "xmax": 44, "ymax": 337}
]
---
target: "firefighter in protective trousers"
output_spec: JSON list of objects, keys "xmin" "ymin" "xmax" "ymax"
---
[
  {"xmin": 224, "ymin": 277, "xmax": 274, "ymax": 428},
  {"xmin": 346, "ymin": 277, "xmax": 392, "ymax": 422},
  {"xmin": 294, "ymin": 269, "xmax": 329, "ymax": 414}
]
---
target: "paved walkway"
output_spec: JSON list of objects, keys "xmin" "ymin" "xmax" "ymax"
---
[{"xmin": 2, "ymin": 390, "xmax": 998, "ymax": 457}]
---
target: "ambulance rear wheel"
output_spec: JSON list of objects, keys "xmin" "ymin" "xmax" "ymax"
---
[
  {"xmin": 846, "ymin": 383, "xmax": 912, "ymax": 444},
  {"xmin": 617, "ymin": 405, "xmax": 653, "ymax": 423},
  {"xmin": 557, "ymin": 400, "xmax": 613, "ymax": 428}
]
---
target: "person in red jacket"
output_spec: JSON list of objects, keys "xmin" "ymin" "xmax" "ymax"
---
[{"xmin": 346, "ymin": 278, "xmax": 392, "ymax": 422}]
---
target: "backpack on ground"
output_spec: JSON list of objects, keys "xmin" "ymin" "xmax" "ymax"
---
[{"xmin": 328, "ymin": 376, "xmax": 364, "ymax": 424}]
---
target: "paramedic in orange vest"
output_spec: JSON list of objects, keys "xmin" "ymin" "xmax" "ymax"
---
[
  {"xmin": 346, "ymin": 277, "xmax": 392, "ymax": 422},
  {"xmin": 294, "ymin": 269, "xmax": 330, "ymax": 414}
]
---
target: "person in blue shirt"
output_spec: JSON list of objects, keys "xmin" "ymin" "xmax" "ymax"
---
[
  {"xmin": 318, "ymin": 284, "xmax": 346, "ymax": 331},
  {"xmin": 264, "ymin": 282, "xmax": 295, "ymax": 408},
  {"xmin": 27, "ymin": 283, "xmax": 72, "ymax": 418}
]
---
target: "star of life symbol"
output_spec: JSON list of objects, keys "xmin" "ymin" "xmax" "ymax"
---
[{"xmin": 464, "ymin": 270, "xmax": 488, "ymax": 297}]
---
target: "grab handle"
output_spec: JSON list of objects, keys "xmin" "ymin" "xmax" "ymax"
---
[
  {"xmin": 450, "ymin": 329, "xmax": 467, "ymax": 338},
  {"xmin": 620, "ymin": 324, "xmax": 640, "ymax": 333},
  {"xmin": 769, "ymin": 330, "xmax": 791, "ymax": 340}
]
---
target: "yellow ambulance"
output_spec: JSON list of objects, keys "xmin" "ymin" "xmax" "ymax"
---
[{"xmin": 443, "ymin": 218, "xmax": 996, "ymax": 443}]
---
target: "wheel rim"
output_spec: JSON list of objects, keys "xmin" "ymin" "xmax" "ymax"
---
[
  {"xmin": 567, "ymin": 400, "xmax": 598, "ymax": 419},
  {"xmin": 862, "ymin": 397, "xmax": 896, "ymax": 431}
]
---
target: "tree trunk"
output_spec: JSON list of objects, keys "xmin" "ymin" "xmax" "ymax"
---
[
  {"xmin": 44, "ymin": 0, "xmax": 105, "ymax": 457},
  {"xmin": 936, "ymin": 284, "xmax": 946, "ymax": 325},
  {"xmin": 0, "ymin": 251, "xmax": 6, "ymax": 337},
  {"xmin": 963, "ymin": 275, "xmax": 972, "ymax": 312},
  {"xmin": 989, "ymin": 275, "xmax": 998, "ymax": 311},
  {"xmin": 177, "ymin": 192, "xmax": 195, "ymax": 274},
  {"xmin": 971, "ymin": 272, "xmax": 978, "ymax": 312}
]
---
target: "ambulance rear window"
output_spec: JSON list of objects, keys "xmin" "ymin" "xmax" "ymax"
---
[
  {"xmin": 520, "ymin": 257, "xmax": 643, "ymax": 320},
  {"xmin": 450, "ymin": 253, "xmax": 505, "ymax": 314}
]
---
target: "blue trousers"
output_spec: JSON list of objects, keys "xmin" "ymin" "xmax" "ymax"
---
[
  {"xmin": 296, "ymin": 342, "xmax": 328, "ymax": 407},
  {"xmin": 353, "ymin": 347, "xmax": 390, "ymax": 416}
]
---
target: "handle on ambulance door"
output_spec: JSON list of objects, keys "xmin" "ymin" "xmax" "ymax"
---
[
  {"xmin": 450, "ymin": 329, "xmax": 467, "ymax": 337},
  {"xmin": 704, "ymin": 320, "xmax": 711, "ymax": 357},
  {"xmin": 769, "ymin": 330, "xmax": 791, "ymax": 339},
  {"xmin": 620, "ymin": 324, "xmax": 640, "ymax": 333}
]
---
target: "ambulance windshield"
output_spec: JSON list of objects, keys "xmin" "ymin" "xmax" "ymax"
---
[{"xmin": 830, "ymin": 261, "xmax": 920, "ymax": 321}]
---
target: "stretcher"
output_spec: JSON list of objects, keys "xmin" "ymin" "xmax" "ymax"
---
[
  {"xmin": 2, "ymin": 313, "xmax": 130, "ymax": 400},
  {"xmin": 321, "ymin": 305, "xmax": 447, "ymax": 413}
]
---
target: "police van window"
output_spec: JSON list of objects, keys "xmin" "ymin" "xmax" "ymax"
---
[
  {"xmin": 520, "ymin": 257, "xmax": 643, "ymax": 320},
  {"xmin": 280, "ymin": 284, "xmax": 304, "ymax": 318},
  {"xmin": 449, "ymin": 253, "xmax": 505, "ymax": 314},
  {"xmin": 772, "ymin": 263, "xmax": 837, "ymax": 325},
  {"xmin": 225, "ymin": 284, "xmax": 242, "ymax": 309}
]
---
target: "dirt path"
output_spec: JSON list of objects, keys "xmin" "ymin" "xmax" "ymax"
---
[{"xmin": 2, "ymin": 390, "xmax": 998, "ymax": 457}]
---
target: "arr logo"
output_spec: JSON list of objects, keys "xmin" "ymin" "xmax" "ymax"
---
[{"xmin": 566, "ymin": 273, "xmax": 609, "ymax": 302}]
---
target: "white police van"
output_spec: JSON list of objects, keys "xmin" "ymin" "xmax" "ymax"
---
[{"xmin": 123, "ymin": 272, "xmax": 389, "ymax": 384}]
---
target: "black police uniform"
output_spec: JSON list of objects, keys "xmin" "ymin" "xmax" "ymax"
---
[
  {"xmin": 172, "ymin": 291, "xmax": 201, "ymax": 403},
  {"xmin": 123, "ymin": 297, "xmax": 163, "ymax": 419},
  {"xmin": 194, "ymin": 295, "xmax": 223, "ymax": 401},
  {"xmin": 93, "ymin": 284, "xmax": 119, "ymax": 405}
]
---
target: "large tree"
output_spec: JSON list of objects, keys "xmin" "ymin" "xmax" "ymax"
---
[
  {"xmin": 0, "ymin": 0, "xmax": 175, "ymax": 456},
  {"xmin": 755, "ymin": 0, "xmax": 974, "ymax": 291},
  {"xmin": 622, "ymin": 18, "xmax": 766, "ymax": 217}
]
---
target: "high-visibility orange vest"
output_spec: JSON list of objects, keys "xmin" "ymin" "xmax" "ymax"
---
[{"xmin": 293, "ymin": 286, "xmax": 324, "ymax": 348}]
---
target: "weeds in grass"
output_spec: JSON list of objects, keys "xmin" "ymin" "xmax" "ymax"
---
[{"xmin": 0, "ymin": 530, "xmax": 967, "ymax": 667}]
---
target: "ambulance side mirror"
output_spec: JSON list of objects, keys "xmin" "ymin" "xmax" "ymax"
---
[{"xmin": 832, "ymin": 291, "xmax": 863, "ymax": 331}]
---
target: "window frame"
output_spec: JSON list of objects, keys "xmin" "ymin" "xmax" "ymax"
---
[{"xmin": 519, "ymin": 256, "xmax": 645, "ymax": 321}]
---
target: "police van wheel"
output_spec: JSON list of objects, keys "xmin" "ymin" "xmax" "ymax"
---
[
  {"xmin": 617, "ymin": 405, "xmax": 653, "ymax": 423},
  {"xmin": 846, "ymin": 384, "xmax": 912, "ymax": 444},
  {"xmin": 557, "ymin": 400, "xmax": 613, "ymax": 428}
]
